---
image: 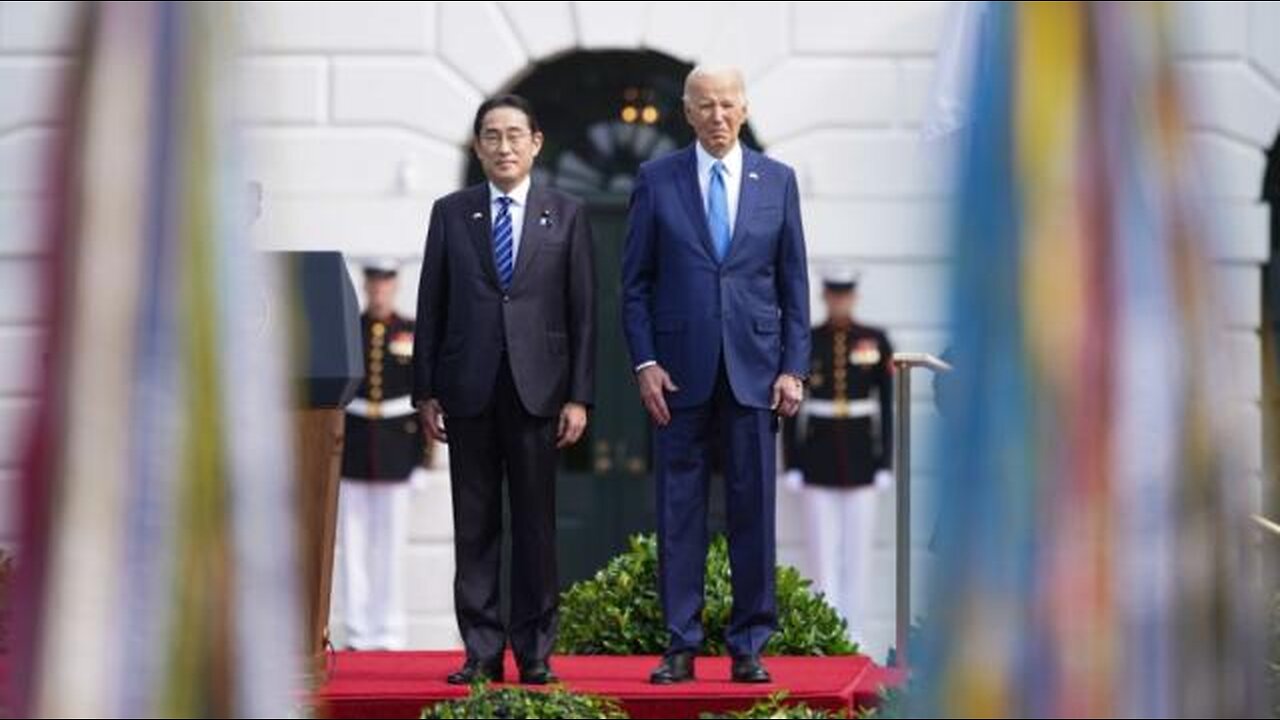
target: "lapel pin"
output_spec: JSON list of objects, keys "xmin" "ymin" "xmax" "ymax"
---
[
  {"xmin": 539, "ymin": 209, "xmax": 554, "ymax": 227},
  {"xmin": 471, "ymin": 211, "xmax": 484, "ymax": 220},
  {"xmin": 748, "ymin": 171, "xmax": 760, "ymax": 180}
]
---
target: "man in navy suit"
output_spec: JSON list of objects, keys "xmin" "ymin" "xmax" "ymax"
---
[
  {"xmin": 622, "ymin": 66, "xmax": 810, "ymax": 684},
  {"xmin": 414, "ymin": 95, "xmax": 596, "ymax": 686}
]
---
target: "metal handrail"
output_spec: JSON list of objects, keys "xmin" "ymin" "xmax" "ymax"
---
[{"xmin": 891, "ymin": 352, "xmax": 951, "ymax": 668}]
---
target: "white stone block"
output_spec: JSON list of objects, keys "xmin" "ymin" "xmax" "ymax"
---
[
  {"xmin": 1190, "ymin": 131, "xmax": 1267, "ymax": 200},
  {"xmin": 499, "ymin": 1, "xmax": 577, "ymax": 60},
  {"xmin": 1248, "ymin": 0, "xmax": 1280, "ymax": 85},
  {"xmin": 240, "ymin": 1, "xmax": 434, "ymax": 53},
  {"xmin": 245, "ymin": 128, "xmax": 464, "ymax": 196},
  {"xmin": 0, "ymin": 258, "xmax": 40, "ymax": 323},
  {"xmin": 775, "ymin": 477, "xmax": 806, "ymax": 544},
  {"xmin": 0, "ymin": 398, "xmax": 33, "ymax": 468},
  {"xmin": 0, "ymin": 326, "xmax": 41, "ymax": 395},
  {"xmin": 750, "ymin": 58, "xmax": 896, "ymax": 143},
  {"xmin": 0, "ymin": 1, "xmax": 82, "ymax": 52},
  {"xmin": 888, "ymin": 328, "xmax": 951, "ymax": 365},
  {"xmin": 701, "ymin": 2, "xmax": 790, "ymax": 82},
  {"xmin": 1173, "ymin": 1, "xmax": 1248, "ymax": 58},
  {"xmin": 898, "ymin": 59, "xmax": 936, "ymax": 127},
  {"xmin": 251, "ymin": 196, "xmax": 457, "ymax": 258},
  {"xmin": 793, "ymin": 1, "xmax": 946, "ymax": 55},
  {"xmin": 771, "ymin": 131, "xmax": 943, "ymax": 199},
  {"xmin": 805, "ymin": 258, "xmax": 948, "ymax": 327},
  {"xmin": 1181, "ymin": 60, "xmax": 1280, "ymax": 148},
  {"xmin": 574, "ymin": 1, "xmax": 648, "ymax": 48},
  {"xmin": 1207, "ymin": 199, "xmax": 1270, "ymax": 263},
  {"xmin": 0, "ymin": 195, "xmax": 46, "ymax": 256},
  {"xmin": 1223, "ymin": 329, "xmax": 1262, "ymax": 402},
  {"xmin": 1231, "ymin": 401, "xmax": 1264, "ymax": 474},
  {"xmin": 802, "ymin": 198, "xmax": 947, "ymax": 260},
  {"xmin": 0, "ymin": 58, "xmax": 69, "ymax": 133},
  {"xmin": 407, "ymin": 470, "xmax": 454, "ymax": 542},
  {"xmin": 405, "ymin": 616, "xmax": 463, "ymax": 649},
  {"xmin": 438, "ymin": 1, "xmax": 527, "ymax": 93},
  {"xmin": 403, "ymin": 543, "xmax": 457, "ymax": 614},
  {"xmin": 333, "ymin": 58, "xmax": 482, "ymax": 145},
  {"xmin": 239, "ymin": 57, "xmax": 326, "ymax": 125},
  {"xmin": 1214, "ymin": 261, "xmax": 1261, "ymax": 329},
  {"xmin": 0, "ymin": 128, "xmax": 57, "ymax": 193},
  {"xmin": 644, "ymin": 1, "xmax": 733, "ymax": 64}
]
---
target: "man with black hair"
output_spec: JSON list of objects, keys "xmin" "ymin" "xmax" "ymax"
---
[{"xmin": 413, "ymin": 94, "xmax": 596, "ymax": 685}]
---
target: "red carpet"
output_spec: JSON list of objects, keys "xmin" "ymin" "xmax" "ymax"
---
[{"xmin": 316, "ymin": 651, "xmax": 904, "ymax": 719}]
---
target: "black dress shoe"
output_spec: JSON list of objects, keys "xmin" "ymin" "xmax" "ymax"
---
[
  {"xmin": 649, "ymin": 650, "xmax": 696, "ymax": 684},
  {"xmin": 730, "ymin": 654, "xmax": 771, "ymax": 683},
  {"xmin": 447, "ymin": 657, "xmax": 504, "ymax": 684},
  {"xmin": 518, "ymin": 659, "xmax": 559, "ymax": 685}
]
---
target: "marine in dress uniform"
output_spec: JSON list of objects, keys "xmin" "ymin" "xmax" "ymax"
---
[
  {"xmin": 782, "ymin": 268, "xmax": 893, "ymax": 641},
  {"xmin": 337, "ymin": 259, "xmax": 426, "ymax": 650}
]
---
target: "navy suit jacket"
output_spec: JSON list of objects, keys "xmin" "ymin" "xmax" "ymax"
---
[
  {"xmin": 621, "ymin": 144, "xmax": 810, "ymax": 410},
  {"xmin": 413, "ymin": 183, "xmax": 596, "ymax": 418}
]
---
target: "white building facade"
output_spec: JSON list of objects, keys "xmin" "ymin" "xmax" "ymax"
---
[{"xmin": 0, "ymin": 1, "xmax": 1275, "ymax": 659}]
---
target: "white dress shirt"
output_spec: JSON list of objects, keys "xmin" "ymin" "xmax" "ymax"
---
[
  {"xmin": 489, "ymin": 176, "xmax": 531, "ymax": 264},
  {"xmin": 695, "ymin": 140, "xmax": 743, "ymax": 237}
]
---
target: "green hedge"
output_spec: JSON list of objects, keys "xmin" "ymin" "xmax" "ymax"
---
[
  {"xmin": 557, "ymin": 534, "xmax": 857, "ymax": 657},
  {"xmin": 420, "ymin": 686, "xmax": 881, "ymax": 720},
  {"xmin": 701, "ymin": 692, "xmax": 855, "ymax": 719},
  {"xmin": 420, "ymin": 684, "xmax": 628, "ymax": 719}
]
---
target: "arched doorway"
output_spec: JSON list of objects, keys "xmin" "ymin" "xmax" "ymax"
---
[{"xmin": 465, "ymin": 50, "xmax": 764, "ymax": 586}]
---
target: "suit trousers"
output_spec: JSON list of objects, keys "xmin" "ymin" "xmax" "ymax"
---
[
  {"xmin": 654, "ymin": 361, "xmax": 778, "ymax": 657},
  {"xmin": 446, "ymin": 354, "xmax": 559, "ymax": 664}
]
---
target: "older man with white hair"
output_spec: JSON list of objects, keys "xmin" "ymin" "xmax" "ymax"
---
[{"xmin": 622, "ymin": 66, "xmax": 811, "ymax": 684}]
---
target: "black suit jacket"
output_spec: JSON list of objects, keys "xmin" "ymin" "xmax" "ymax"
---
[{"xmin": 412, "ymin": 182, "xmax": 595, "ymax": 418}]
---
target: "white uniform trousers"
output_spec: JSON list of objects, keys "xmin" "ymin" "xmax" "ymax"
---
[
  {"xmin": 337, "ymin": 478, "xmax": 409, "ymax": 650},
  {"xmin": 801, "ymin": 482, "xmax": 878, "ymax": 643}
]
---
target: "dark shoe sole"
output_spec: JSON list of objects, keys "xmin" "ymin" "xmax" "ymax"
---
[
  {"xmin": 446, "ymin": 667, "xmax": 504, "ymax": 684},
  {"xmin": 649, "ymin": 673, "xmax": 695, "ymax": 685}
]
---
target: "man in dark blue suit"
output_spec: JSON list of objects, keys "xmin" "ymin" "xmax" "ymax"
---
[{"xmin": 622, "ymin": 66, "xmax": 810, "ymax": 684}]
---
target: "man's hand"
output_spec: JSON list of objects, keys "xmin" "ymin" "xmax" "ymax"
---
[
  {"xmin": 771, "ymin": 373, "xmax": 804, "ymax": 417},
  {"xmin": 557, "ymin": 402, "xmax": 589, "ymax": 449},
  {"xmin": 637, "ymin": 364, "xmax": 679, "ymax": 427},
  {"xmin": 421, "ymin": 399, "xmax": 448, "ymax": 443}
]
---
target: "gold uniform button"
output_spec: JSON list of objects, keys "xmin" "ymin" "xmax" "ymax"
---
[{"xmin": 372, "ymin": 323, "xmax": 385, "ymax": 336}]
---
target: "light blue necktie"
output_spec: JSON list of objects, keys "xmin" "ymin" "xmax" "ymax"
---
[
  {"xmin": 493, "ymin": 196, "xmax": 514, "ymax": 289},
  {"xmin": 707, "ymin": 160, "xmax": 731, "ymax": 262}
]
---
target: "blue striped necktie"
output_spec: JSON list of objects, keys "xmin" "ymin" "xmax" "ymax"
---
[{"xmin": 493, "ymin": 195, "xmax": 514, "ymax": 289}]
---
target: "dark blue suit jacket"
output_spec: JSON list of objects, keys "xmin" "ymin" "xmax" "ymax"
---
[{"xmin": 622, "ymin": 144, "xmax": 810, "ymax": 410}]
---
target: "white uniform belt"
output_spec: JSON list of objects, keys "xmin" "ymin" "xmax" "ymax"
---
[
  {"xmin": 801, "ymin": 398, "xmax": 878, "ymax": 419},
  {"xmin": 346, "ymin": 395, "xmax": 416, "ymax": 419}
]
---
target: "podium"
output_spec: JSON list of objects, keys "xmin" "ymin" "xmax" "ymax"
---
[{"xmin": 277, "ymin": 251, "xmax": 364, "ymax": 665}]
